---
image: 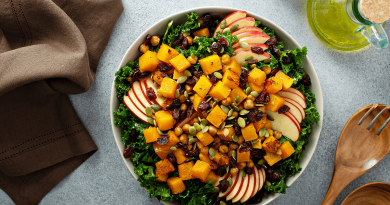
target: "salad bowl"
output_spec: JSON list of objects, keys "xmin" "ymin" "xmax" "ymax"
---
[{"xmin": 110, "ymin": 6, "xmax": 323, "ymax": 205}]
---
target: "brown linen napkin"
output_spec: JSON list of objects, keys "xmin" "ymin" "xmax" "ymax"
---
[{"xmin": 0, "ymin": 0, "xmax": 123, "ymax": 204}]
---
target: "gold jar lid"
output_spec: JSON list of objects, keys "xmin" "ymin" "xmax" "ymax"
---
[{"xmin": 359, "ymin": 0, "xmax": 390, "ymax": 23}]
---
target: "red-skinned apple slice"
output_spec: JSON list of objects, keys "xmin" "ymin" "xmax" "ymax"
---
[
  {"xmin": 223, "ymin": 17, "xmax": 255, "ymax": 35},
  {"xmin": 123, "ymin": 95, "xmax": 149, "ymax": 124},
  {"xmin": 240, "ymin": 168, "xmax": 257, "ymax": 203},
  {"xmin": 132, "ymin": 81, "xmax": 151, "ymax": 108},
  {"xmin": 128, "ymin": 90, "xmax": 148, "ymax": 116},
  {"xmin": 278, "ymin": 90, "xmax": 307, "ymax": 108},
  {"xmin": 250, "ymin": 166, "xmax": 261, "ymax": 198},
  {"xmin": 140, "ymin": 78, "xmax": 164, "ymax": 106},
  {"xmin": 262, "ymin": 168, "xmax": 266, "ymax": 186},
  {"xmin": 226, "ymin": 173, "xmax": 244, "ymax": 201},
  {"xmin": 233, "ymin": 43, "xmax": 269, "ymax": 53},
  {"xmin": 231, "ymin": 26, "xmax": 263, "ymax": 36},
  {"xmin": 213, "ymin": 11, "xmax": 247, "ymax": 36},
  {"xmin": 233, "ymin": 173, "xmax": 250, "ymax": 203},
  {"xmin": 258, "ymin": 167, "xmax": 265, "ymax": 192},
  {"xmin": 284, "ymin": 97, "xmax": 306, "ymax": 119},
  {"xmin": 284, "ymin": 100, "xmax": 303, "ymax": 123},
  {"xmin": 285, "ymin": 111, "xmax": 301, "ymax": 132},
  {"xmin": 286, "ymin": 87, "xmax": 305, "ymax": 99},
  {"xmin": 215, "ymin": 173, "xmax": 230, "ymax": 187},
  {"xmin": 232, "ymin": 33, "xmax": 270, "ymax": 46},
  {"xmin": 219, "ymin": 174, "xmax": 239, "ymax": 198},
  {"xmin": 232, "ymin": 50, "xmax": 271, "ymax": 65},
  {"xmin": 235, "ymin": 31, "xmax": 264, "ymax": 39},
  {"xmin": 266, "ymin": 110, "xmax": 301, "ymax": 141}
]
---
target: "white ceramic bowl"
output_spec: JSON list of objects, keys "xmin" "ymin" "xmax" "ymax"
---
[{"xmin": 110, "ymin": 6, "xmax": 324, "ymax": 205}]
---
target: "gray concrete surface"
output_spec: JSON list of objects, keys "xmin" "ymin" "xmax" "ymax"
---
[{"xmin": 1, "ymin": 0, "xmax": 390, "ymax": 204}]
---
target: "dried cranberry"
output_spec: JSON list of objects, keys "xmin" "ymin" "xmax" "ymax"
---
[
  {"xmin": 208, "ymin": 73, "xmax": 218, "ymax": 84},
  {"xmin": 177, "ymin": 83, "xmax": 185, "ymax": 94},
  {"xmin": 179, "ymin": 109, "xmax": 186, "ymax": 121},
  {"xmin": 197, "ymin": 101, "xmax": 210, "ymax": 113},
  {"xmin": 247, "ymin": 109, "xmax": 263, "ymax": 123},
  {"xmin": 264, "ymin": 93, "xmax": 270, "ymax": 103},
  {"xmin": 251, "ymin": 46, "xmax": 264, "ymax": 55},
  {"xmin": 219, "ymin": 179, "xmax": 230, "ymax": 193},
  {"xmin": 185, "ymin": 77, "xmax": 196, "ymax": 86},
  {"xmin": 186, "ymin": 104, "xmax": 194, "ymax": 118},
  {"xmin": 180, "ymin": 37, "xmax": 189, "ymax": 50},
  {"xmin": 127, "ymin": 130, "xmax": 137, "ymax": 143},
  {"xmin": 265, "ymin": 36, "xmax": 277, "ymax": 46},
  {"xmin": 144, "ymin": 34, "xmax": 152, "ymax": 45},
  {"xmin": 157, "ymin": 62, "xmax": 172, "ymax": 72},
  {"xmin": 229, "ymin": 156, "xmax": 237, "ymax": 167},
  {"xmin": 239, "ymin": 141, "xmax": 252, "ymax": 153},
  {"xmin": 251, "ymin": 149, "xmax": 266, "ymax": 159},
  {"xmin": 257, "ymin": 90, "xmax": 266, "ymax": 103},
  {"xmin": 265, "ymin": 169, "xmax": 280, "ymax": 182},
  {"xmin": 138, "ymin": 71, "xmax": 151, "ymax": 79},
  {"xmin": 170, "ymin": 99, "xmax": 181, "ymax": 109},
  {"xmin": 130, "ymin": 68, "xmax": 141, "ymax": 83},
  {"xmin": 282, "ymin": 53, "xmax": 293, "ymax": 65},
  {"xmin": 270, "ymin": 68, "xmax": 280, "ymax": 76},
  {"xmin": 167, "ymin": 153, "xmax": 176, "ymax": 164},
  {"xmin": 184, "ymin": 99, "xmax": 192, "ymax": 105},
  {"xmin": 232, "ymin": 119, "xmax": 242, "ymax": 136},
  {"xmin": 193, "ymin": 70, "xmax": 203, "ymax": 78},
  {"xmin": 146, "ymin": 87, "xmax": 157, "ymax": 101},
  {"xmin": 200, "ymin": 13, "xmax": 214, "ymax": 28},
  {"xmin": 278, "ymin": 105, "xmax": 290, "ymax": 114},
  {"xmin": 271, "ymin": 161, "xmax": 284, "ymax": 169},
  {"xmin": 246, "ymin": 59, "xmax": 259, "ymax": 64},
  {"xmin": 239, "ymin": 70, "xmax": 249, "ymax": 89},
  {"xmin": 213, "ymin": 197, "xmax": 222, "ymax": 205},
  {"xmin": 272, "ymin": 45, "xmax": 281, "ymax": 58},
  {"xmin": 218, "ymin": 37, "xmax": 229, "ymax": 47},
  {"xmin": 216, "ymin": 166, "xmax": 227, "ymax": 177},
  {"xmin": 177, "ymin": 142, "xmax": 189, "ymax": 152},
  {"xmin": 163, "ymin": 103, "xmax": 174, "ymax": 111},
  {"xmin": 245, "ymin": 167, "xmax": 254, "ymax": 175},
  {"xmin": 212, "ymin": 42, "xmax": 222, "ymax": 53},
  {"xmin": 123, "ymin": 146, "xmax": 134, "ymax": 158},
  {"xmin": 172, "ymin": 108, "xmax": 180, "ymax": 120},
  {"xmin": 157, "ymin": 134, "xmax": 170, "ymax": 145},
  {"xmin": 189, "ymin": 149, "xmax": 199, "ymax": 157},
  {"xmin": 302, "ymin": 73, "xmax": 311, "ymax": 86}
]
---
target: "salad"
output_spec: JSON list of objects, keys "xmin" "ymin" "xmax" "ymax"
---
[{"xmin": 113, "ymin": 10, "xmax": 320, "ymax": 205}]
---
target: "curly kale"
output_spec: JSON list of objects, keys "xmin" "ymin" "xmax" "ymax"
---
[{"xmin": 114, "ymin": 60, "xmax": 138, "ymax": 99}]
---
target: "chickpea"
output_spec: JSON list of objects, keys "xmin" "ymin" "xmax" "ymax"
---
[
  {"xmin": 232, "ymin": 111, "xmax": 238, "ymax": 118},
  {"xmin": 186, "ymin": 36, "xmax": 193, "ymax": 45},
  {"xmin": 139, "ymin": 44, "xmax": 149, "ymax": 53},
  {"xmin": 237, "ymin": 162, "xmax": 246, "ymax": 170},
  {"xmin": 190, "ymin": 117, "xmax": 199, "ymax": 125},
  {"xmin": 209, "ymin": 100, "xmax": 215, "ymax": 108},
  {"xmin": 247, "ymin": 159, "xmax": 254, "ymax": 168},
  {"xmin": 274, "ymin": 131, "xmax": 282, "ymax": 139},
  {"xmin": 247, "ymin": 95, "xmax": 255, "ymax": 101},
  {"xmin": 179, "ymin": 134, "xmax": 188, "ymax": 144},
  {"xmin": 219, "ymin": 145, "xmax": 229, "ymax": 154},
  {"xmin": 276, "ymin": 149, "xmax": 282, "ymax": 156},
  {"xmin": 228, "ymin": 149, "xmax": 234, "ymax": 157},
  {"xmin": 226, "ymin": 97, "xmax": 232, "ymax": 105},
  {"xmin": 244, "ymin": 99, "xmax": 255, "ymax": 110},
  {"xmin": 182, "ymin": 124, "xmax": 191, "ymax": 133},
  {"xmin": 262, "ymin": 66, "xmax": 272, "ymax": 75},
  {"xmin": 187, "ymin": 144, "xmax": 193, "ymax": 150},
  {"xmin": 200, "ymin": 146, "xmax": 209, "ymax": 155},
  {"xmin": 187, "ymin": 55, "xmax": 198, "ymax": 65},
  {"xmin": 175, "ymin": 127, "xmax": 183, "ymax": 136},
  {"xmin": 185, "ymin": 84, "xmax": 193, "ymax": 92},
  {"xmin": 229, "ymin": 142, "xmax": 239, "ymax": 150},
  {"xmin": 230, "ymin": 167, "xmax": 239, "ymax": 176},
  {"xmin": 198, "ymin": 111, "xmax": 208, "ymax": 118},
  {"xmin": 196, "ymin": 141, "xmax": 205, "ymax": 150},
  {"xmin": 209, "ymin": 126, "xmax": 218, "ymax": 136},
  {"xmin": 210, "ymin": 161, "xmax": 218, "ymax": 170},
  {"xmin": 190, "ymin": 95, "xmax": 195, "ymax": 103},
  {"xmin": 238, "ymin": 104, "xmax": 244, "ymax": 111},
  {"xmin": 151, "ymin": 36, "xmax": 160, "ymax": 46},
  {"xmin": 250, "ymin": 64, "xmax": 257, "ymax": 69},
  {"xmin": 221, "ymin": 99, "xmax": 230, "ymax": 106},
  {"xmin": 180, "ymin": 103, "xmax": 187, "ymax": 111},
  {"xmin": 258, "ymin": 106, "xmax": 266, "ymax": 113},
  {"xmin": 213, "ymin": 143, "xmax": 222, "ymax": 152},
  {"xmin": 267, "ymin": 129, "xmax": 274, "ymax": 137},
  {"xmin": 178, "ymin": 93, "xmax": 187, "ymax": 102},
  {"xmin": 221, "ymin": 54, "xmax": 231, "ymax": 65},
  {"xmin": 213, "ymin": 136, "xmax": 221, "ymax": 143},
  {"xmin": 237, "ymin": 135, "xmax": 244, "ymax": 145}
]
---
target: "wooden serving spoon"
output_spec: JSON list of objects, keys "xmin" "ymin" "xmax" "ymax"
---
[
  {"xmin": 321, "ymin": 104, "xmax": 390, "ymax": 205},
  {"xmin": 341, "ymin": 182, "xmax": 390, "ymax": 205}
]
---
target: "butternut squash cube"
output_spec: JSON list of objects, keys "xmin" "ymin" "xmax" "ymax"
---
[
  {"xmin": 155, "ymin": 110, "xmax": 174, "ymax": 131},
  {"xmin": 193, "ymin": 75, "xmax": 212, "ymax": 98},
  {"xmin": 265, "ymin": 93, "xmax": 285, "ymax": 112},
  {"xmin": 248, "ymin": 68, "xmax": 266, "ymax": 86},
  {"xmin": 199, "ymin": 153, "xmax": 212, "ymax": 164},
  {"xmin": 156, "ymin": 158, "xmax": 175, "ymax": 175},
  {"xmin": 249, "ymin": 82, "xmax": 264, "ymax": 93},
  {"xmin": 196, "ymin": 131, "xmax": 214, "ymax": 146},
  {"xmin": 217, "ymin": 127, "xmax": 235, "ymax": 141},
  {"xmin": 160, "ymin": 77, "xmax": 178, "ymax": 99},
  {"xmin": 213, "ymin": 151, "xmax": 222, "ymax": 164},
  {"xmin": 208, "ymin": 81, "xmax": 231, "ymax": 101},
  {"xmin": 275, "ymin": 71, "xmax": 294, "ymax": 90},
  {"xmin": 143, "ymin": 127, "xmax": 160, "ymax": 143},
  {"xmin": 153, "ymin": 142, "xmax": 173, "ymax": 159},
  {"xmin": 252, "ymin": 140, "xmax": 262, "ymax": 149},
  {"xmin": 165, "ymin": 131, "xmax": 181, "ymax": 147},
  {"xmin": 237, "ymin": 150, "xmax": 250, "ymax": 163},
  {"xmin": 199, "ymin": 55, "xmax": 222, "ymax": 75},
  {"xmin": 222, "ymin": 58, "xmax": 242, "ymax": 74},
  {"xmin": 173, "ymin": 148, "xmax": 189, "ymax": 164},
  {"xmin": 202, "ymin": 170, "xmax": 219, "ymax": 185},
  {"xmin": 264, "ymin": 120, "xmax": 272, "ymax": 129},
  {"xmin": 254, "ymin": 115, "xmax": 268, "ymax": 132},
  {"xmin": 155, "ymin": 170, "xmax": 169, "ymax": 182},
  {"xmin": 222, "ymin": 70, "xmax": 240, "ymax": 89},
  {"xmin": 167, "ymin": 177, "xmax": 186, "ymax": 194},
  {"xmin": 206, "ymin": 105, "xmax": 228, "ymax": 128},
  {"xmin": 196, "ymin": 141, "xmax": 205, "ymax": 150},
  {"xmin": 262, "ymin": 136, "xmax": 281, "ymax": 154},
  {"xmin": 153, "ymin": 70, "xmax": 166, "ymax": 85},
  {"xmin": 193, "ymin": 28, "xmax": 210, "ymax": 38},
  {"xmin": 264, "ymin": 151, "xmax": 282, "ymax": 166},
  {"xmin": 229, "ymin": 87, "xmax": 247, "ymax": 106},
  {"xmin": 265, "ymin": 77, "xmax": 283, "ymax": 94},
  {"xmin": 280, "ymin": 141, "xmax": 295, "ymax": 159},
  {"xmin": 218, "ymin": 153, "xmax": 230, "ymax": 166},
  {"xmin": 170, "ymin": 54, "xmax": 191, "ymax": 73},
  {"xmin": 157, "ymin": 44, "xmax": 179, "ymax": 63},
  {"xmin": 193, "ymin": 94, "xmax": 205, "ymax": 112},
  {"xmin": 173, "ymin": 69, "xmax": 185, "ymax": 80},
  {"xmin": 178, "ymin": 161, "xmax": 194, "ymax": 181},
  {"xmin": 241, "ymin": 123, "xmax": 258, "ymax": 141},
  {"xmin": 139, "ymin": 51, "xmax": 160, "ymax": 72},
  {"xmin": 191, "ymin": 160, "xmax": 211, "ymax": 182}
]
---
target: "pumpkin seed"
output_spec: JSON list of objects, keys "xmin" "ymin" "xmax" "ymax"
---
[
  {"xmin": 151, "ymin": 104, "xmax": 161, "ymax": 111},
  {"xmin": 250, "ymin": 91, "xmax": 259, "ymax": 98},
  {"xmin": 232, "ymin": 134, "xmax": 238, "ymax": 142},
  {"xmin": 175, "ymin": 89, "xmax": 180, "ymax": 98},
  {"xmin": 239, "ymin": 42, "xmax": 249, "ymax": 49},
  {"xmin": 255, "ymin": 103, "xmax": 265, "ymax": 107},
  {"xmin": 177, "ymin": 76, "xmax": 188, "ymax": 84},
  {"xmin": 266, "ymin": 181, "xmax": 272, "ymax": 186},
  {"xmin": 264, "ymin": 58, "xmax": 272, "ymax": 63},
  {"xmin": 221, "ymin": 105, "xmax": 229, "ymax": 113},
  {"xmin": 220, "ymin": 121, "xmax": 226, "ymax": 130},
  {"xmin": 223, "ymin": 28, "xmax": 231, "ymax": 33},
  {"xmin": 259, "ymin": 128, "xmax": 267, "ymax": 137},
  {"xmin": 214, "ymin": 72, "xmax": 223, "ymax": 79},
  {"xmin": 145, "ymin": 107, "xmax": 153, "ymax": 117},
  {"xmin": 238, "ymin": 117, "xmax": 246, "ymax": 128},
  {"xmin": 188, "ymin": 137, "xmax": 198, "ymax": 144},
  {"xmin": 246, "ymin": 82, "xmax": 249, "ymax": 88},
  {"xmin": 232, "ymin": 150, "xmax": 237, "ymax": 160},
  {"xmin": 239, "ymin": 109, "xmax": 250, "ymax": 115},
  {"xmin": 184, "ymin": 91, "xmax": 188, "ymax": 98},
  {"xmin": 209, "ymin": 148, "xmax": 216, "ymax": 160},
  {"xmin": 212, "ymin": 100, "xmax": 218, "ymax": 108},
  {"xmin": 201, "ymin": 124, "xmax": 205, "ymax": 129},
  {"xmin": 241, "ymin": 169, "xmax": 246, "ymax": 178},
  {"xmin": 157, "ymin": 128, "xmax": 163, "ymax": 134},
  {"xmin": 231, "ymin": 103, "xmax": 240, "ymax": 111},
  {"xmin": 189, "ymin": 126, "xmax": 196, "ymax": 135},
  {"xmin": 184, "ymin": 70, "xmax": 192, "ymax": 77},
  {"xmin": 226, "ymin": 166, "xmax": 230, "ymax": 175},
  {"xmin": 147, "ymin": 117, "xmax": 154, "ymax": 124},
  {"xmin": 194, "ymin": 123, "xmax": 201, "ymax": 131},
  {"xmin": 223, "ymin": 128, "xmax": 229, "ymax": 137},
  {"xmin": 201, "ymin": 119, "xmax": 208, "ymax": 126},
  {"xmin": 198, "ymin": 117, "xmax": 202, "ymax": 122},
  {"xmin": 230, "ymin": 24, "xmax": 239, "ymax": 32},
  {"xmin": 202, "ymin": 126, "xmax": 209, "ymax": 133},
  {"xmin": 227, "ymin": 177, "xmax": 233, "ymax": 187},
  {"xmin": 245, "ymin": 87, "xmax": 252, "ymax": 95},
  {"xmin": 226, "ymin": 116, "xmax": 236, "ymax": 120},
  {"xmin": 220, "ymin": 20, "xmax": 227, "ymax": 29},
  {"xmin": 213, "ymin": 187, "xmax": 220, "ymax": 193},
  {"xmin": 220, "ymin": 47, "xmax": 224, "ymax": 53},
  {"xmin": 228, "ymin": 109, "xmax": 233, "ymax": 117},
  {"xmin": 241, "ymin": 61, "xmax": 247, "ymax": 67},
  {"xmin": 267, "ymin": 115, "xmax": 274, "ymax": 121},
  {"xmin": 224, "ymin": 124, "xmax": 233, "ymax": 127},
  {"xmin": 153, "ymin": 119, "xmax": 157, "ymax": 126},
  {"xmin": 193, "ymin": 142, "xmax": 197, "ymax": 150},
  {"xmin": 207, "ymin": 97, "xmax": 213, "ymax": 102},
  {"xmin": 265, "ymin": 130, "xmax": 270, "ymax": 138},
  {"xmin": 258, "ymin": 159, "xmax": 264, "ymax": 165},
  {"xmin": 235, "ymin": 96, "xmax": 240, "ymax": 104},
  {"xmin": 170, "ymin": 146, "xmax": 177, "ymax": 151},
  {"xmin": 251, "ymin": 138, "xmax": 259, "ymax": 145},
  {"xmin": 245, "ymin": 56, "xmax": 254, "ymax": 61}
]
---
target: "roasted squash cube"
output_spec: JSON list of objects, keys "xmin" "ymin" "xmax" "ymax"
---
[
  {"xmin": 153, "ymin": 70, "xmax": 166, "ymax": 85},
  {"xmin": 248, "ymin": 68, "xmax": 266, "ymax": 86},
  {"xmin": 222, "ymin": 58, "xmax": 242, "ymax": 74},
  {"xmin": 173, "ymin": 148, "xmax": 189, "ymax": 164},
  {"xmin": 196, "ymin": 141, "xmax": 205, "ymax": 150},
  {"xmin": 222, "ymin": 70, "xmax": 240, "ymax": 89},
  {"xmin": 264, "ymin": 120, "xmax": 272, "ymax": 130},
  {"xmin": 193, "ymin": 75, "xmax": 212, "ymax": 98},
  {"xmin": 265, "ymin": 93, "xmax": 285, "ymax": 112},
  {"xmin": 155, "ymin": 169, "xmax": 169, "ymax": 182},
  {"xmin": 170, "ymin": 54, "xmax": 191, "ymax": 73},
  {"xmin": 280, "ymin": 141, "xmax": 295, "ymax": 159},
  {"xmin": 178, "ymin": 161, "xmax": 194, "ymax": 181},
  {"xmin": 252, "ymin": 140, "xmax": 262, "ymax": 149},
  {"xmin": 202, "ymin": 171, "xmax": 219, "ymax": 185},
  {"xmin": 196, "ymin": 131, "xmax": 214, "ymax": 146},
  {"xmin": 265, "ymin": 77, "xmax": 283, "ymax": 94},
  {"xmin": 249, "ymin": 82, "xmax": 264, "ymax": 93},
  {"xmin": 173, "ymin": 69, "xmax": 185, "ymax": 80},
  {"xmin": 191, "ymin": 160, "xmax": 211, "ymax": 181},
  {"xmin": 165, "ymin": 131, "xmax": 180, "ymax": 147},
  {"xmin": 143, "ymin": 127, "xmax": 160, "ymax": 143},
  {"xmin": 275, "ymin": 71, "xmax": 294, "ymax": 90},
  {"xmin": 153, "ymin": 142, "xmax": 173, "ymax": 159},
  {"xmin": 208, "ymin": 81, "xmax": 231, "ymax": 101},
  {"xmin": 157, "ymin": 44, "xmax": 179, "ymax": 63},
  {"xmin": 264, "ymin": 151, "xmax": 282, "ymax": 166},
  {"xmin": 262, "ymin": 136, "xmax": 281, "ymax": 153},
  {"xmin": 199, "ymin": 153, "xmax": 212, "ymax": 164},
  {"xmin": 193, "ymin": 94, "xmax": 205, "ymax": 111},
  {"xmin": 229, "ymin": 87, "xmax": 247, "ymax": 105},
  {"xmin": 160, "ymin": 77, "xmax": 178, "ymax": 99},
  {"xmin": 156, "ymin": 158, "xmax": 175, "ymax": 175},
  {"xmin": 206, "ymin": 105, "xmax": 228, "ymax": 128},
  {"xmin": 139, "ymin": 51, "xmax": 160, "ymax": 72},
  {"xmin": 241, "ymin": 123, "xmax": 258, "ymax": 141},
  {"xmin": 237, "ymin": 150, "xmax": 250, "ymax": 163},
  {"xmin": 155, "ymin": 110, "xmax": 174, "ymax": 131},
  {"xmin": 199, "ymin": 55, "xmax": 222, "ymax": 75},
  {"xmin": 193, "ymin": 28, "xmax": 210, "ymax": 38},
  {"xmin": 217, "ymin": 127, "xmax": 235, "ymax": 141},
  {"xmin": 167, "ymin": 177, "xmax": 186, "ymax": 194},
  {"xmin": 254, "ymin": 115, "xmax": 268, "ymax": 132},
  {"xmin": 213, "ymin": 151, "xmax": 222, "ymax": 164}
]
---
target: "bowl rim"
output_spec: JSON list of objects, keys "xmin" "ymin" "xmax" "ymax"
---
[{"xmin": 109, "ymin": 6, "xmax": 324, "ymax": 205}]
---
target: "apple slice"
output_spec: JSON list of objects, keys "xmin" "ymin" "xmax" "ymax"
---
[
  {"xmin": 235, "ymin": 31, "xmax": 264, "ymax": 39},
  {"xmin": 233, "ymin": 43, "xmax": 269, "ymax": 53},
  {"xmin": 215, "ymin": 173, "xmax": 230, "ymax": 187},
  {"xmin": 284, "ymin": 97, "xmax": 306, "ymax": 119},
  {"xmin": 224, "ymin": 17, "xmax": 255, "ymax": 35},
  {"xmin": 226, "ymin": 173, "xmax": 244, "ymax": 201},
  {"xmin": 284, "ymin": 100, "xmax": 303, "ymax": 123},
  {"xmin": 140, "ymin": 78, "xmax": 164, "ymax": 106},
  {"xmin": 250, "ymin": 166, "xmax": 260, "ymax": 199},
  {"xmin": 123, "ymin": 95, "xmax": 149, "ymax": 124},
  {"xmin": 233, "ymin": 173, "xmax": 250, "ymax": 203},
  {"xmin": 175, "ymin": 112, "xmax": 199, "ymax": 128},
  {"xmin": 213, "ymin": 11, "xmax": 247, "ymax": 37},
  {"xmin": 258, "ymin": 167, "xmax": 265, "ymax": 192},
  {"xmin": 240, "ymin": 169, "xmax": 256, "ymax": 203},
  {"xmin": 232, "ymin": 33, "xmax": 270, "ymax": 46},
  {"xmin": 285, "ymin": 87, "xmax": 305, "ymax": 100},
  {"xmin": 132, "ymin": 81, "xmax": 151, "ymax": 108},
  {"xmin": 232, "ymin": 50, "xmax": 271, "ymax": 65},
  {"xmin": 278, "ymin": 90, "xmax": 307, "ymax": 108},
  {"xmin": 219, "ymin": 174, "xmax": 239, "ymax": 198},
  {"xmin": 266, "ymin": 110, "xmax": 301, "ymax": 141},
  {"xmin": 231, "ymin": 26, "xmax": 263, "ymax": 36},
  {"xmin": 284, "ymin": 111, "xmax": 301, "ymax": 132},
  {"xmin": 128, "ymin": 89, "xmax": 148, "ymax": 115},
  {"xmin": 262, "ymin": 168, "xmax": 266, "ymax": 186}
]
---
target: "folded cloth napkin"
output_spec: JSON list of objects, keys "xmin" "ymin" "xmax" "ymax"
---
[{"xmin": 0, "ymin": 0, "xmax": 123, "ymax": 204}]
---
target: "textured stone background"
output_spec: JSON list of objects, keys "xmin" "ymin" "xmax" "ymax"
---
[{"xmin": 1, "ymin": 0, "xmax": 390, "ymax": 204}]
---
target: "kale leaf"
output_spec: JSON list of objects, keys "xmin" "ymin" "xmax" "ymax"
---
[
  {"xmin": 114, "ymin": 60, "xmax": 138, "ymax": 100},
  {"xmin": 163, "ymin": 12, "xmax": 202, "ymax": 46}
]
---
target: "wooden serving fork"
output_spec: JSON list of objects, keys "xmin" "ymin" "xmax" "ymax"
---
[{"xmin": 321, "ymin": 104, "xmax": 390, "ymax": 205}]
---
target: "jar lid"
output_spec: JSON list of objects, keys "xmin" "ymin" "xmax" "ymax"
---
[{"xmin": 360, "ymin": 0, "xmax": 390, "ymax": 23}]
